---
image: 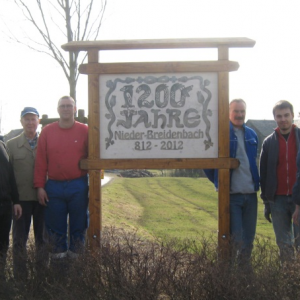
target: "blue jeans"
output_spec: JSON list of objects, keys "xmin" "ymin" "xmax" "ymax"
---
[
  {"xmin": 270, "ymin": 195, "xmax": 300, "ymax": 259},
  {"xmin": 45, "ymin": 176, "xmax": 89, "ymax": 253},
  {"xmin": 230, "ymin": 193, "xmax": 257, "ymax": 261}
]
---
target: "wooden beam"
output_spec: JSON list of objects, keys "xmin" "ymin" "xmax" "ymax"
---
[
  {"xmin": 80, "ymin": 157, "xmax": 239, "ymax": 170},
  {"xmin": 62, "ymin": 37, "xmax": 256, "ymax": 52},
  {"xmin": 87, "ymin": 49, "xmax": 101, "ymax": 248},
  {"xmin": 79, "ymin": 61, "xmax": 239, "ymax": 74},
  {"xmin": 218, "ymin": 169, "xmax": 231, "ymax": 259},
  {"xmin": 217, "ymin": 46, "xmax": 231, "ymax": 259}
]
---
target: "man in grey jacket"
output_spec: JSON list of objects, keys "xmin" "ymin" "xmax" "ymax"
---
[{"xmin": 6, "ymin": 107, "xmax": 45, "ymax": 279}]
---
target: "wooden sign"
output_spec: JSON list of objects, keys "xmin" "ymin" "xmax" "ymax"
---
[
  {"xmin": 62, "ymin": 38, "xmax": 255, "ymax": 257},
  {"xmin": 99, "ymin": 72, "xmax": 218, "ymax": 159}
]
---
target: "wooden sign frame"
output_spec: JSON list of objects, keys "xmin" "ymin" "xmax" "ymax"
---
[{"xmin": 62, "ymin": 38, "xmax": 255, "ymax": 256}]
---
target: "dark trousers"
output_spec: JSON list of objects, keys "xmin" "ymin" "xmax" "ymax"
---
[
  {"xmin": 0, "ymin": 201, "xmax": 12, "ymax": 272},
  {"xmin": 13, "ymin": 201, "xmax": 45, "ymax": 278}
]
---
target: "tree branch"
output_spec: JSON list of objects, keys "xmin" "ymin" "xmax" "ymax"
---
[{"xmin": 10, "ymin": 0, "xmax": 107, "ymax": 103}]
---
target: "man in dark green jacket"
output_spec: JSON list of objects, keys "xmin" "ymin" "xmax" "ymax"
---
[{"xmin": 6, "ymin": 107, "xmax": 45, "ymax": 279}]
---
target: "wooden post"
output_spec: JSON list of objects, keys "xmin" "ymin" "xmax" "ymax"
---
[
  {"xmin": 87, "ymin": 49, "xmax": 101, "ymax": 248},
  {"xmin": 218, "ymin": 46, "xmax": 230, "ymax": 259}
]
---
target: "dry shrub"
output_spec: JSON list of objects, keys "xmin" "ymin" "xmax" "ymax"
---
[{"xmin": 1, "ymin": 228, "xmax": 300, "ymax": 300}]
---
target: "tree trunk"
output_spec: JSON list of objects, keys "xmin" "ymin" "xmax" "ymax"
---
[{"xmin": 69, "ymin": 54, "xmax": 77, "ymax": 98}]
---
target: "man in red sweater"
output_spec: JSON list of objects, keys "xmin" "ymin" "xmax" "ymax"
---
[
  {"xmin": 260, "ymin": 100, "xmax": 300, "ymax": 261},
  {"xmin": 34, "ymin": 96, "xmax": 88, "ymax": 263}
]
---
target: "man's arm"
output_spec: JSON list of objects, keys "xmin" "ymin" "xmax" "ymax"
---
[
  {"xmin": 292, "ymin": 150, "xmax": 300, "ymax": 206},
  {"xmin": 293, "ymin": 205, "xmax": 299, "ymax": 225},
  {"xmin": 259, "ymin": 139, "xmax": 269, "ymax": 202},
  {"xmin": 34, "ymin": 130, "xmax": 49, "ymax": 206},
  {"xmin": 259, "ymin": 139, "xmax": 272, "ymax": 223},
  {"xmin": 34, "ymin": 129, "xmax": 48, "ymax": 188},
  {"xmin": 6, "ymin": 140, "xmax": 13, "ymax": 159},
  {"xmin": 6, "ymin": 150, "xmax": 22, "ymax": 219},
  {"xmin": 203, "ymin": 169, "xmax": 215, "ymax": 183},
  {"xmin": 8, "ymin": 161, "xmax": 19, "ymax": 205},
  {"xmin": 13, "ymin": 204, "xmax": 22, "ymax": 219},
  {"xmin": 37, "ymin": 187, "xmax": 48, "ymax": 206},
  {"xmin": 0, "ymin": 141, "xmax": 8, "ymax": 160}
]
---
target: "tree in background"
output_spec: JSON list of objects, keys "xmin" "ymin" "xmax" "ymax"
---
[{"xmin": 6, "ymin": 0, "xmax": 107, "ymax": 106}]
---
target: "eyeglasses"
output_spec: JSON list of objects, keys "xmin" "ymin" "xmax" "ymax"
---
[{"xmin": 59, "ymin": 104, "xmax": 74, "ymax": 109}]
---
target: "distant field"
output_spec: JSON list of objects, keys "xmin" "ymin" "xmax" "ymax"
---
[{"xmin": 101, "ymin": 176, "xmax": 275, "ymax": 245}]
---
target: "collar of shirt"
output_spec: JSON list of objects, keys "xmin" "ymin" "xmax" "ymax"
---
[{"xmin": 25, "ymin": 132, "xmax": 39, "ymax": 149}]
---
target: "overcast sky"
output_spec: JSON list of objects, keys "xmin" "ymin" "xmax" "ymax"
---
[{"xmin": 1, "ymin": 0, "xmax": 300, "ymax": 133}]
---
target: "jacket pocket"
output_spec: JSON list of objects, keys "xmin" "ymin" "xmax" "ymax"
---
[
  {"xmin": 246, "ymin": 138, "xmax": 258, "ymax": 158},
  {"xmin": 14, "ymin": 154, "xmax": 26, "ymax": 160}
]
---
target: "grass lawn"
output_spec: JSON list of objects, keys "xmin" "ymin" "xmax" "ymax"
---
[{"xmin": 102, "ymin": 176, "xmax": 275, "ymax": 245}]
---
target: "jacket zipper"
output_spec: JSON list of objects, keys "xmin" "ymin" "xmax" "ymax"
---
[{"xmin": 286, "ymin": 134, "xmax": 290, "ymax": 195}]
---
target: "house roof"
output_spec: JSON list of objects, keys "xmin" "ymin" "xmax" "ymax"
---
[
  {"xmin": 4, "ymin": 129, "xmax": 23, "ymax": 142},
  {"xmin": 246, "ymin": 120, "xmax": 277, "ymax": 137}
]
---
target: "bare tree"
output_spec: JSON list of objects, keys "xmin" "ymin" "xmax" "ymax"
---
[{"xmin": 6, "ymin": 0, "xmax": 107, "ymax": 105}]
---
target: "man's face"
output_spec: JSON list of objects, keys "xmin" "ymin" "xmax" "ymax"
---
[
  {"xmin": 57, "ymin": 98, "xmax": 76, "ymax": 121},
  {"xmin": 229, "ymin": 101, "xmax": 246, "ymax": 129},
  {"xmin": 274, "ymin": 108, "xmax": 294, "ymax": 134},
  {"xmin": 21, "ymin": 113, "xmax": 39, "ymax": 136}
]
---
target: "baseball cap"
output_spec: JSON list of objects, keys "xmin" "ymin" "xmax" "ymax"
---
[{"xmin": 20, "ymin": 107, "xmax": 39, "ymax": 118}]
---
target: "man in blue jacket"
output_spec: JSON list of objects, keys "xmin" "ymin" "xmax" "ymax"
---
[{"xmin": 204, "ymin": 99, "xmax": 259, "ymax": 266}]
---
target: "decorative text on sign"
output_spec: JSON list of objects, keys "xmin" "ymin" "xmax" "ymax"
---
[{"xmin": 99, "ymin": 73, "xmax": 218, "ymax": 159}]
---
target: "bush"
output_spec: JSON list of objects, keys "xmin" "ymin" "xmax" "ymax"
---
[
  {"xmin": 168, "ymin": 169, "xmax": 206, "ymax": 178},
  {"xmin": 1, "ymin": 228, "xmax": 300, "ymax": 300}
]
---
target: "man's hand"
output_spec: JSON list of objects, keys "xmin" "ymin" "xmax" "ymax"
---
[
  {"xmin": 13, "ymin": 204, "xmax": 22, "ymax": 220},
  {"xmin": 37, "ymin": 187, "xmax": 49, "ymax": 206},
  {"xmin": 293, "ymin": 205, "xmax": 300, "ymax": 226},
  {"xmin": 264, "ymin": 203, "xmax": 272, "ymax": 223}
]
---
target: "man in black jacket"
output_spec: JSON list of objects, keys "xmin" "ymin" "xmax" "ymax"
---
[
  {"xmin": 260, "ymin": 100, "xmax": 300, "ymax": 261},
  {"xmin": 0, "ymin": 141, "xmax": 22, "ymax": 277}
]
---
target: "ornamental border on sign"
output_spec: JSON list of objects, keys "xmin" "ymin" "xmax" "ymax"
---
[{"xmin": 99, "ymin": 72, "xmax": 218, "ymax": 159}]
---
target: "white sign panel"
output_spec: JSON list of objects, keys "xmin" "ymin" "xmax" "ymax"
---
[{"xmin": 99, "ymin": 73, "xmax": 218, "ymax": 159}]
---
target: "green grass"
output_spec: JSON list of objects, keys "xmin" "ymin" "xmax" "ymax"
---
[{"xmin": 102, "ymin": 176, "xmax": 275, "ymax": 244}]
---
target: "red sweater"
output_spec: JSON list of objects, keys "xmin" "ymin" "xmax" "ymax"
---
[
  {"xmin": 34, "ymin": 121, "xmax": 88, "ymax": 188},
  {"xmin": 276, "ymin": 125, "xmax": 297, "ymax": 195}
]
